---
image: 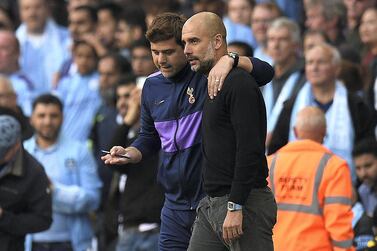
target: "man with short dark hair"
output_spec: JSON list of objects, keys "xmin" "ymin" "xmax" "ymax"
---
[
  {"xmin": 353, "ymin": 138, "xmax": 377, "ymax": 217},
  {"xmin": 24, "ymin": 94, "xmax": 102, "ymax": 251}
]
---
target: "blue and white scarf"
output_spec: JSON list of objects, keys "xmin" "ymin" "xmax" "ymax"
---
[
  {"xmin": 289, "ymin": 81, "xmax": 355, "ymax": 178},
  {"xmin": 263, "ymin": 71, "xmax": 300, "ymax": 133}
]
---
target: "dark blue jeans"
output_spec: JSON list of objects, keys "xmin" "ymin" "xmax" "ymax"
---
[
  {"xmin": 159, "ymin": 206, "xmax": 197, "ymax": 251},
  {"xmin": 188, "ymin": 187, "xmax": 277, "ymax": 251}
]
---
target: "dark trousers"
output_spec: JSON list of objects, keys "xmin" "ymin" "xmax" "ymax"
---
[
  {"xmin": 32, "ymin": 241, "xmax": 73, "ymax": 251},
  {"xmin": 188, "ymin": 187, "xmax": 277, "ymax": 251},
  {"xmin": 159, "ymin": 206, "xmax": 197, "ymax": 251}
]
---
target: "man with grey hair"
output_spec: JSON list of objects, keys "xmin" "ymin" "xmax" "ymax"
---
[
  {"xmin": 304, "ymin": 0, "xmax": 347, "ymax": 47},
  {"xmin": 0, "ymin": 111, "xmax": 52, "ymax": 251},
  {"xmin": 268, "ymin": 43, "xmax": 374, "ymax": 181},
  {"xmin": 264, "ymin": 17, "xmax": 306, "ymax": 146}
]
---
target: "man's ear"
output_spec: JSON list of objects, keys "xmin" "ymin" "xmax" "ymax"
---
[
  {"xmin": 293, "ymin": 126, "xmax": 298, "ymax": 139},
  {"xmin": 214, "ymin": 34, "xmax": 223, "ymax": 49}
]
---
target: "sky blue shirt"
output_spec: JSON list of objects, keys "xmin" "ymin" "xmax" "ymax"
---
[
  {"xmin": 16, "ymin": 19, "xmax": 70, "ymax": 92},
  {"xmin": 9, "ymin": 71, "xmax": 37, "ymax": 116},
  {"xmin": 24, "ymin": 135, "xmax": 102, "ymax": 250},
  {"xmin": 55, "ymin": 71, "xmax": 101, "ymax": 141},
  {"xmin": 223, "ymin": 17, "xmax": 257, "ymax": 49}
]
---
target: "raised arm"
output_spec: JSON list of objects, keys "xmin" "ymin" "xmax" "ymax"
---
[{"xmin": 208, "ymin": 55, "xmax": 274, "ymax": 98}]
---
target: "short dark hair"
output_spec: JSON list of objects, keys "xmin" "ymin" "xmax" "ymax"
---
[
  {"xmin": 352, "ymin": 138, "xmax": 377, "ymax": 158},
  {"xmin": 97, "ymin": 2, "xmax": 122, "ymax": 22},
  {"xmin": 130, "ymin": 38, "xmax": 151, "ymax": 52},
  {"xmin": 100, "ymin": 52, "xmax": 132, "ymax": 74},
  {"xmin": 72, "ymin": 40, "xmax": 98, "ymax": 60},
  {"xmin": 119, "ymin": 6, "xmax": 147, "ymax": 34},
  {"xmin": 32, "ymin": 94, "xmax": 63, "ymax": 112},
  {"xmin": 228, "ymin": 41, "xmax": 254, "ymax": 57},
  {"xmin": 116, "ymin": 74, "xmax": 137, "ymax": 88},
  {"xmin": 145, "ymin": 12, "xmax": 187, "ymax": 47},
  {"xmin": 74, "ymin": 5, "xmax": 98, "ymax": 23}
]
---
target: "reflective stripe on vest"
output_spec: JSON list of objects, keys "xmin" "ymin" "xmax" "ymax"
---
[
  {"xmin": 324, "ymin": 196, "xmax": 352, "ymax": 206},
  {"xmin": 332, "ymin": 238, "xmax": 354, "ymax": 248},
  {"xmin": 269, "ymin": 152, "xmax": 332, "ymax": 215}
]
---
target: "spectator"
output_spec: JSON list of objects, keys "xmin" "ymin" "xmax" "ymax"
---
[
  {"xmin": 360, "ymin": 8, "xmax": 377, "ymax": 121},
  {"xmin": 227, "ymin": 0, "xmax": 254, "ymax": 26},
  {"xmin": 90, "ymin": 53, "xmax": 131, "ymax": 211},
  {"xmin": 268, "ymin": 106, "xmax": 354, "ymax": 251},
  {"xmin": 352, "ymin": 187, "xmax": 375, "ymax": 251},
  {"xmin": 67, "ymin": 0, "xmax": 99, "ymax": 12},
  {"xmin": 353, "ymin": 138, "xmax": 377, "ymax": 217},
  {"xmin": 268, "ymin": 43, "xmax": 374, "ymax": 181},
  {"xmin": 54, "ymin": 5, "xmax": 98, "ymax": 87},
  {"xmin": 251, "ymin": 2, "xmax": 282, "ymax": 65},
  {"xmin": 0, "ymin": 6, "xmax": 14, "ymax": 30},
  {"xmin": 0, "ymin": 30, "xmax": 37, "ymax": 115},
  {"xmin": 343, "ymin": 0, "xmax": 376, "ymax": 53},
  {"xmin": 55, "ymin": 41, "xmax": 101, "ymax": 141},
  {"xmin": 96, "ymin": 2, "xmax": 122, "ymax": 50},
  {"xmin": 228, "ymin": 41, "xmax": 253, "ymax": 57},
  {"xmin": 130, "ymin": 38, "xmax": 157, "ymax": 88},
  {"xmin": 223, "ymin": 0, "xmax": 257, "ymax": 48},
  {"xmin": 304, "ymin": 0, "xmax": 347, "ymax": 47},
  {"xmin": 0, "ymin": 111, "xmax": 52, "ymax": 251},
  {"xmin": 114, "ymin": 7, "xmax": 147, "ymax": 60},
  {"xmin": 24, "ymin": 94, "xmax": 102, "ymax": 251},
  {"xmin": 68, "ymin": 5, "xmax": 97, "ymax": 43},
  {"xmin": 0, "ymin": 76, "xmax": 33, "ymax": 140},
  {"xmin": 303, "ymin": 30, "xmax": 329, "ymax": 57},
  {"xmin": 16, "ymin": 0, "xmax": 70, "ymax": 92},
  {"xmin": 107, "ymin": 75, "xmax": 164, "ymax": 251},
  {"xmin": 264, "ymin": 17, "xmax": 306, "ymax": 143}
]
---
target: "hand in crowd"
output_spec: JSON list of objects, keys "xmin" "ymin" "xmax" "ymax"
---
[
  {"xmin": 222, "ymin": 210, "xmax": 244, "ymax": 244},
  {"xmin": 123, "ymin": 88, "xmax": 141, "ymax": 126},
  {"xmin": 80, "ymin": 33, "xmax": 108, "ymax": 57}
]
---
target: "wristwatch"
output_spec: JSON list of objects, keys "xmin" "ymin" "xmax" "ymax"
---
[
  {"xmin": 227, "ymin": 201, "xmax": 243, "ymax": 211},
  {"xmin": 228, "ymin": 52, "xmax": 239, "ymax": 68}
]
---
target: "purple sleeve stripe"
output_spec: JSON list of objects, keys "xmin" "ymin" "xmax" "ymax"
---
[{"xmin": 155, "ymin": 111, "xmax": 202, "ymax": 152}]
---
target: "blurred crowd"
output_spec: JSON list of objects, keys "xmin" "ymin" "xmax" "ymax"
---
[{"xmin": 0, "ymin": 0, "xmax": 377, "ymax": 250}]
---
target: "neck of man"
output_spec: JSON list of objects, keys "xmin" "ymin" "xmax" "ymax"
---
[
  {"xmin": 27, "ymin": 23, "xmax": 46, "ymax": 35},
  {"xmin": 206, "ymin": 47, "xmax": 228, "ymax": 75},
  {"xmin": 312, "ymin": 80, "xmax": 336, "ymax": 104},
  {"xmin": 275, "ymin": 56, "xmax": 296, "ymax": 78},
  {"xmin": 36, "ymin": 136, "xmax": 57, "ymax": 149}
]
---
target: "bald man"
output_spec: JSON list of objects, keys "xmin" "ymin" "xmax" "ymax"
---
[
  {"xmin": 267, "ymin": 107, "xmax": 354, "ymax": 251},
  {"xmin": 183, "ymin": 12, "xmax": 276, "ymax": 251}
]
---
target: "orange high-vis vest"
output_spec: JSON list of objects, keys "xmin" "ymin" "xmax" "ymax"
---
[{"xmin": 267, "ymin": 140, "xmax": 355, "ymax": 251}]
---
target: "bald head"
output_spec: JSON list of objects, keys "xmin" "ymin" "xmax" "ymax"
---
[
  {"xmin": 294, "ymin": 107, "xmax": 326, "ymax": 143},
  {"xmin": 185, "ymin": 12, "xmax": 226, "ymax": 40},
  {"xmin": 182, "ymin": 12, "xmax": 228, "ymax": 74}
]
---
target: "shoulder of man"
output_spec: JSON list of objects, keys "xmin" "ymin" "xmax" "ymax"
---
[{"xmin": 223, "ymin": 68, "xmax": 257, "ymax": 88}]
